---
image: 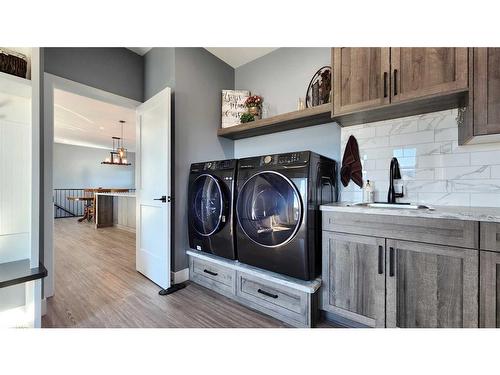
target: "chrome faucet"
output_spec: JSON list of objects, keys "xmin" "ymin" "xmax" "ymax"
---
[{"xmin": 387, "ymin": 157, "xmax": 404, "ymax": 203}]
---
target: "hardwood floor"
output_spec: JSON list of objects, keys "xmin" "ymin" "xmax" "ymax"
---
[{"xmin": 43, "ymin": 218, "xmax": 290, "ymax": 328}]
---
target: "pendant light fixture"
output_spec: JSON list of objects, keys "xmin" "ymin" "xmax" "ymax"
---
[{"xmin": 101, "ymin": 120, "xmax": 132, "ymax": 166}]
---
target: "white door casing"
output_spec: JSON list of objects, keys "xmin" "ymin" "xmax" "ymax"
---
[{"xmin": 135, "ymin": 88, "xmax": 171, "ymax": 289}]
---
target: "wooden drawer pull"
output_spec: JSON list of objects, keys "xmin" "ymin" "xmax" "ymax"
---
[
  {"xmin": 203, "ymin": 269, "xmax": 218, "ymax": 276},
  {"xmin": 258, "ymin": 288, "xmax": 278, "ymax": 299}
]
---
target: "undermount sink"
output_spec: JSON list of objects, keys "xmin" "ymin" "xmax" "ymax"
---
[{"xmin": 347, "ymin": 202, "xmax": 435, "ymax": 210}]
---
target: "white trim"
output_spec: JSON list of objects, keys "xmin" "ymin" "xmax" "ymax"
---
[
  {"xmin": 172, "ymin": 268, "xmax": 189, "ymax": 284},
  {"xmin": 41, "ymin": 297, "xmax": 47, "ymax": 316},
  {"xmin": 43, "ymin": 73, "xmax": 142, "ymax": 298},
  {"xmin": 31, "ymin": 49, "xmax": 42, "ymax": 328},
  {"xmin": 135, "ymin": 87, "xmax": 172, "ymax": 289}
]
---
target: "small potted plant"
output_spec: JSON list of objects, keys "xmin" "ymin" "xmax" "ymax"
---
[
  {"xmin": 244, "ymin": 95, "xmax": 263, "ymax": 120},
  {"xmin": 240, "ymin": 113, "xmax": 255, "ymax": 123}
]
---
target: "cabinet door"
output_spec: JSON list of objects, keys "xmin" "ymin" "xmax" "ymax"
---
[
  {"xmin": 386, "ymin": 240, "xmax": 478, "ymax": 328},
  {"xmin": 333, "ymin": 48, "xmax": 390, "ymax": 115},
  {"xmin": 473, "ymin": 48, "xmax": 500, "ymax": 136},
  {"xmin": 322, "ymin": 231, "xmax": 386, "ymax": 327},
  {"xmin": 391, "ymin": 48, "xmax": 468, "ymax": 103},
  {"xmin": 479, "ymin": 251, "xmax": 500, "ymax": 328}
]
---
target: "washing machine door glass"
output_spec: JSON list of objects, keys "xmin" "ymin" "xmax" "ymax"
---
[
  {"xmin": 191, "ymin": 174, "xmax": 224, "ymax": 236},
  {"xmin": 237, "ymin": 171, "xmax": 302, "ymax": 247}
]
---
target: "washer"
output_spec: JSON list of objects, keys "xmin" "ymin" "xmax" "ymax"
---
[
  {"xmin": 235, "ymin": 151, "xmax": 337, "ymax": 280},
  {"xmin": 188, "ymin": 159, "xmax": 237, "ymax": 260}
]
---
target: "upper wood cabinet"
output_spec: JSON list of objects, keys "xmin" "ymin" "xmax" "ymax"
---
[
  {"xmin": 391, "ymin": 48, "xmax": 468, "ymax": 103},
  {"xmin": 333, "ymin": 48, "xmax": 390, "ymax": 115},
  {"xmin": 332, "ymin": 47, "xmax": 469, "ymax": 126},
  {"xmin": 460, "ymin": 48, "xmax": 500, "ymax": 144}
]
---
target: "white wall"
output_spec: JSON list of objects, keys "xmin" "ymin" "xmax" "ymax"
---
[
  {"xmin": 53, "ymin": 143, "xmax": 135, "ymax": 189},
  {"xmin": 340, "ymin": 108, "xmax": 500, "ymax": 207}
]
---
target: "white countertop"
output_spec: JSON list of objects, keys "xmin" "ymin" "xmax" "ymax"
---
[
  {"xmin": 320, "ymin": 202, "xmax": 500, "ymax": 223},
  {"xmin": 95, "ymin": 192, "xmax": 136, "ymax": 198}
]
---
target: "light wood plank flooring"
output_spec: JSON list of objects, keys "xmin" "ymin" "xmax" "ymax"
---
[{"xmin": 43, "ymin": 218, "xmax": 289, "ymax": 328}]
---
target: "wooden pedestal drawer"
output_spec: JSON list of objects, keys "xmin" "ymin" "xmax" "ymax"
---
[
  {"xmin": 189, "ymin": 256, "xmax": 236, "ymax": 298},
  {"xmin": 187, "ymin": 250, "xmax": 321, "ymax": 328},
  {"xmin": 235, "ymin": 271, "xmax": 313, "ymax": 328}
]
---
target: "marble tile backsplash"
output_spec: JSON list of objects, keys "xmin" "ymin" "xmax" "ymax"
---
[{"xmin": 340, "ymin": 109, "xmax": 500, "ymax": 207}]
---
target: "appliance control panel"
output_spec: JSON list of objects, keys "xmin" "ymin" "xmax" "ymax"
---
[
  {"xmin": 277, "ymin": 152, "xmax": 303, "ymax": 165},
  {"xmin": 190, "ymin": 159, "xmax": 236, "ymax": 172},
  {"xmin": 238, "ymin": 152, "xmax": 309, "ymax": 169}
]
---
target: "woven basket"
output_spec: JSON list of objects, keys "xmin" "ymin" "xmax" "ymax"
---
[{"xmin": 0, "ymin": 49, "xmax": 27, "ymax": 78}]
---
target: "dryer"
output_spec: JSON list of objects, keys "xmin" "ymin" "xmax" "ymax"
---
[
  {"xmin": 188, "ymin": 159, "xmax": 237, "ymax": 260},
  {"xmin": 235, "ymin": 151, "xmax": 337, "ymax": 280}
]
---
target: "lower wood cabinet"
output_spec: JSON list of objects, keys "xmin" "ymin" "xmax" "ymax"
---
[
  {"xmin": 386, "ymin": 240, "xmax": 478, "ymax": 328},
  {"xmin": 480, "ymin": 251, "xmax": 500, "ymax": 328},
  {"xmin": 321, "ymin": 231, "xmax": 385, "ymax": 327},
  {"xmin": 321, "ymin": 231, "xmax": 479, "ymax": 328}
]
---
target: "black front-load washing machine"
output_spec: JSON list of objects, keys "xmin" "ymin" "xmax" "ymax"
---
[
  {"xmin": 188, "ymin": 159, "xmax": 237, "ymax": 260},
  {"xmin": 235, "ymin": 151, "xmax": 337, "ymax": 280}
]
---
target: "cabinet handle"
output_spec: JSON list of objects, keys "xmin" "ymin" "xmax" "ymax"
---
[
  {"xmin": 258, "ymin": 288, "xmax": 278, "ymax": 299},
  {"xmin": 383, "ymin": 72, "xmax": 388, "ymax": 98},
  {"xmin": 393, "ymin": 69, "xmax": 398, "ymax": 96},
  {"xmin": 378, "ymin": 245, "xmax": 384, "ymax": 274},
  {"xmin": 389, "ymin": 247, "xmax": 395, "ymax": 277},
  {"xmin": 203, "ymin": 269, "xmax": 218, "ymax": 276}
]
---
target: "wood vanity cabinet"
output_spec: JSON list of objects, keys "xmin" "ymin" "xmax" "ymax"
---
[
  {"xmin": 322, "ymin": 231, "xmax": 386, "ymax": 328},
  {"xmin": 460, "ymin": 48, "xmax": 500, "ymax": 144},
  {"xmin": 479, "ymin": 223, "xmax": 500, "ymax": 327},
  {"xmin": 332, "ymin": 47, "xmax": 469, "ymax": 126},
  {"xmin": 480, "ymin": 251, "xmax": 500, "ymax": 328},
  {"xmin": 321, "ymin": 212, "xmax": 480, "ymax": 328},
  {"xmin": 385, "ymin": 240, "xmax": 478, "ymax": 328}
]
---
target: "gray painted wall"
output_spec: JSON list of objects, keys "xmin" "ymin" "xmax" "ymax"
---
[
  {"xmin": 143, "ymin": 47, "xmax": 234, "ymax": 271},
  {"xmin": 144, "ymin": 48, "xmax": 175, "ymax": 101},
  {"xmin": 173, "ymin": 48, "xmax": 234, "ymax": 271},
  {"xmin": 53, "ymin": 143, "xmax": 135, "ymax": 189},
  {"xmin": 234, "ymin": 48, "xmax": 341, "ymax": 162},
  {"xmin": 44, "ymin": 48, "xmax": 144, "ymax": 102}
]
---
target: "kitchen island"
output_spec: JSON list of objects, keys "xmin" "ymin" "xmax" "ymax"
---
[{"xmin": 95, "ymin": 192, "xmax": 136, "ymax": 232}]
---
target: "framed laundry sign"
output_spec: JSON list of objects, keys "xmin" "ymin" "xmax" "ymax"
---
[{"xmin": 221, "ymin": 89, "xmax": 250, "ymax": 128}]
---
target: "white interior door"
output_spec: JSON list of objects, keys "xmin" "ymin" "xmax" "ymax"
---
[{"xmin": 136, "ymin": 88, "xmax": 171, "ymax": 289}]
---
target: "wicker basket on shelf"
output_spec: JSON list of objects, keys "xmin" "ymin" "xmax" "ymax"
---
[{"xmin": 0, "ymin": 48, "xmax": 27, "ymax": 78}]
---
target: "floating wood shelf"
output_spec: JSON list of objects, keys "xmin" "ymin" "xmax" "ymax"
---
[
  {"xmin": 0, "ymin": 259, "xmax": 47, "ymax": 289},
  {"xmin": 217, "ymin": 103, "xmax": 332, "ymax": 140}
]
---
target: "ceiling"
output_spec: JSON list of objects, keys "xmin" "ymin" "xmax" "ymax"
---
[
  {"xmin": 205, "ymin": 48, "xmax": 278, "ymax": 68},
  {"xmin": 54, "ymin": 89, "xmax": 136, "ymax": 152},
  {"xmin": 127, "ymin": 47, "xmax": 278, "ymax": 68},
  {"xmin": 127, "ymin": 47, "xmax": 152, "ymax": 56}
]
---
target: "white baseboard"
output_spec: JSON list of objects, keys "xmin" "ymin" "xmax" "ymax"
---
[{"xmin": 172, "ymin": 268, "xmax": 189, "ymax": 284}]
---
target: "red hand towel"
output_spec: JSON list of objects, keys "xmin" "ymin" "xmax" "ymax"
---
[{"xmin": 341, "ymin": 135, "xmax": 363, "ymax": 188}]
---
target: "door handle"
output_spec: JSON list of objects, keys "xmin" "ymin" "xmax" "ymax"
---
[
  {"xmin": 383, "ymin": 72, "xmax": 388, "ymax": 98},
  {"xmin": 154, "ymin": 196, "xmax": 170, "ymax": 203},
  {"xmin": 258, "ymin": 289, "xmax": 278, "ymax": 299},
  {"xmin": 389, "ymin": 247, "xmax": 395, "ymax": 277},
  {"xmin": 393, "ymin": 69, "xmax": 398, "ymax": 96},
  {"xmin": 378, "ymin": 245, "xmax": 384, "ymax": 274},
  {"xmin": 203, "ymin": 269, "xmax": 218, "ymax": 276}
]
